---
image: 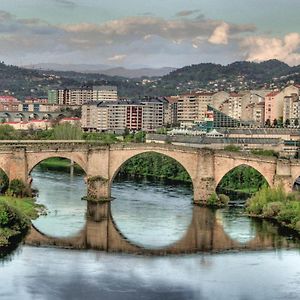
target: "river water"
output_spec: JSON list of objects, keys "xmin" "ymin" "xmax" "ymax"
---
[{"xmin": 1, "ymin": 168, "xmax": 300, "ymax": 299}]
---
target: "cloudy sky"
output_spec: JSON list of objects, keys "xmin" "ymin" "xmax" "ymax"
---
[{"xmin": 0, "ymin": 0, "xmax": 300, "ymax": 68}]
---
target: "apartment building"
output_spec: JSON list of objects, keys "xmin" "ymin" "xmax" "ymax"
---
[
  {"xmin": 241, "ymin": 91, "xmax": 270, "ymax": 125},
  {"xmin": 264, "ymin": 91, "xmax": 283, "ymax": 124},
  {"xmin": 48, "ymin": 86, "xmax": 118, "ymax": 105},
  {"xmin": 82, "ymin": 99, "xmax": 164, "ymax": 133},
  {"xmin": 283, "ymin": 94, "xmax": 300, "ymax": 125},
  {"xmin": 164, "ymin": 96, "xmax": 179, "ymax": 126},
  {"xmin": 195, "ymin": 92, "xmax": 215, "ymax": 122},
  {"xmin": 177, "ymin": 94, "xmax": 199, "ymax": 123},
  {"xmin": 93, "ymin": 86, "xmax": 118, "ymax": 101},
  {"xmin": 141, "ymin": 99, "xmax": 164, "ymax": 131}
]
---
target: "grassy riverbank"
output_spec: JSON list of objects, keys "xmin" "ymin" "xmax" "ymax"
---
[
  {"xmin": 0, "ymin": 196, "xmax": 43, "ymax": 250},
  {"xmin": 246, "ymin": 185, "xmax": 300, "ymax": 233}
]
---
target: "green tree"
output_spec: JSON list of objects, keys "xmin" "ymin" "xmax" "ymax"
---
[
  {"xmin": 52, "ymin": 123, "xmax": 83, "ymax": 140},
  {"xmin": 0, "ymin": 169, "xmax": 9, "ymax": 194},
  {"xmin": 9, "ymin": 179, "xmax": 29, "ymax": 197},
  {"xmin": 0, "ymin": 125, "xmax": 20, "ymax": 140}
]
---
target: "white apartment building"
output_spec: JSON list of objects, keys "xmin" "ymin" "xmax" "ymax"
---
[
  {"xmin": 82, "ymin": 99, "xmax": 164, "ymax": 133},
  {"xmin": 93, "ymin": 86, "xmax": 118, "ymax": 101},
  {"xmin": 52, "ymin": 86, "xmax": 118, "ymax": 105}
]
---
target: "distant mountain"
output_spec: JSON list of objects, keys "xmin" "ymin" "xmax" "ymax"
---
[
  {"xmin": 24, "ymin": 63, "xmax": 176, "ymax": 78},
  {"xmin": 163, "ymin": 60, "xmax": 299, "ymax": 83},
  {"xmin": 0, "ymin": 59, "xmax": 299, "ymax": 100},
  {"xmin": 100, "ymin": 67, "xmax": 176, "ymax": 78}
]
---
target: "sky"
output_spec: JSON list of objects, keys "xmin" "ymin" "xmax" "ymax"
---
[{"xmin": 0, "ymin": 0, "xmax": 299, "ymax": 68}]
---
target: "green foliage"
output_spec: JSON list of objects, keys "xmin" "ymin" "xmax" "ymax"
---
[
  {"xmin": 246, "ymin": 185, "xmax": 300, "ymax": 233},
  {"xmin": 207, "ymin": 192, "xmax": 219, "ymax": 206},
  {"xmin": 246, "ymin": 185, "xmax": 286, "ymax": 215},
  {"xmin": 0, "ymin": 169, "xmax": 9, "ymax": 194},
  {"xmin": 218, "ymin": 165, "xmax": 268, "ymax": 194},
  {"xmin": 250, "ymin": 149, "xmax": 279, "ymax": 157},
  {"xmin": 0, "ymin": 125, "xmax": 20, "ymax": 140},
  {"xmin": 224, "ymin": 145, "xmax": 241, "ymax": 152},
  {"xmin": 0, "ymin": 201, "xmax": 30, "ymax": 248},
  {"xmin": 8, "ymin": 179, "xmax": 30, "ymax": 198},
  {"xmin": 118, "ymin": 152, "xmax": 191, "ymax": 182},
  {"xmin": 52, "ymin": 123, "xmax": 83, "ymax": 140},
  {"xmin": 37, "ymin": 158, "xmax": 84, "ymax": 174},
  {"xmin": 207, "ymin": 193, "xmax": 229, "ymax": 208},
  {"xmin": 83, "ymin": 132, "xmax": 118, "ymax": 143},
  {"xmin": 123, "ymin": 131, "xmax": 146, "ymax": 143}
]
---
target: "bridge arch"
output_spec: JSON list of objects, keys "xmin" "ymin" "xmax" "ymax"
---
[
  {"xmin": 109, "ymin": 148, "xmax": 196, "ymax": 192},
  {"xmin": 27, "ymin": 152, "xmax": 87, "ymax": 175},
  {"xmin": 214, "ymin": 157, "xmax": 275, "ymax": 188},
  {"xmin": 216, "ymin": 164, "xmax": 269, "ymax": 194},
  {"xmin": 42, "ymin": 113, "xmax": 53, "ymax": 120}
]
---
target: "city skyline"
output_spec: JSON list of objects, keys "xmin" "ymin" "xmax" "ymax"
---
[{"xmin": 0, "ymin": 0, "xmax": 300, "ymax": 67}]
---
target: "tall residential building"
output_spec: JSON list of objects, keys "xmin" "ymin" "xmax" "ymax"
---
[
  {"xmin": 177, "ymin": 94, "xmax": 199, "ymax": 123},
  {"xmin": 48, "ymin": 86, "xmax": 118, "ymax": 105},
  {"xmin": 283, "ymin": 94, "xmax": 300, "ymax": 125},
  {"xmin": 82, "ymin": 98, "xmax": 164, "ymax": 133},
  {"xmin": 47, "ymin": 90, "xmax": 58, "ymax": 104},
  {"xmin": 93, "ymin": 86, "xmax": 118, "ymax": 101},
  {"xmin": 164, "ymin": 96, "xmax": 179, "ymax": 126},
  {"xmin": 140, "ymin": 99, "xmax": 164, "ymax": 131},
  {"xmin": 195, "ymin": 92, "xmax": 215, "ymax": 122},
  {"xmin": 264, "ymin": 91, "xmax": 283, "ymax": 124}
]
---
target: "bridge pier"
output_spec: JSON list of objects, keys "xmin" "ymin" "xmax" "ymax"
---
[
  {"xmin": 193, "ymin": 177, "xmax": 216, "ymax": 205},
  {"xmin": 86, "ymin": 176, "xmax": 111, "ymax": 201},
  {"xmin": 9, "ymin": 147, "xmax": 29, "ymax": 185},
  {"xmin": 274, "ymin": 159, "xmax": 294, "ymax": 192}
]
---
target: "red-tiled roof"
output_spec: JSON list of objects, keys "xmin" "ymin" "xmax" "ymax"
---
[{"xmin": 266, "ymin": 91, "xmax": 280, "ymax": 97}]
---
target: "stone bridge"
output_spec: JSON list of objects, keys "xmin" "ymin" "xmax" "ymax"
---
[
  {"xmin": 0, "ymin": 141, "xmax": 299, "ymax": 203},
  {"xmin": 0, "ymin": 111, "xmax": 67, "ymax": 122}
]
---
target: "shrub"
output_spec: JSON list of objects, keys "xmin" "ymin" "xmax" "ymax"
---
[
  {"xmin": 277, "ymin": 201, "xmax": 300, "ymax": 225},
  {"xmin": 207, "ymin": 192, "xmax": 219, "ymax": 206},
  {"xmin": 262, "ymin": 201, "xmax": 284, "ymax": 218},
  {"xmin": 246, "ymin": 185, "xmax": 286, "ymax": 215},
  {"xmin": 218, "ymin": 194, "xmax": 230, "ymax": 206},
  {"xmin": 207, "ymin": 192, "xmax": 229, "ymax": 208},
  {"xmin": 8, "ymin": 179, "xmax": 30, "ymax": 197},
  {"xmin": 0, "ymin": 201, "xmax": 30, "ymax": 247}
]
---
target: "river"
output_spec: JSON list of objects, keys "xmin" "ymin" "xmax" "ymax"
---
[{"xmin": 1, "ymin": 167, "xmax": 300, "ymax": 299}]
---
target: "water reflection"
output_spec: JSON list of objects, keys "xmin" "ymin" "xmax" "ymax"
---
[
  {"xmin": 111, "ymin": 178, "xmax": 193, "ymax": 248},
  {"xmin": 216, "ymin": 208, "xmax": 257, "ymax": 244},
  {"xmin": 31, "ymin": 168, "xmax": 87, "ymax": 237},
  {"xmin": 25, "ymin": 201, "xmax": 300, "ymax": 255}
]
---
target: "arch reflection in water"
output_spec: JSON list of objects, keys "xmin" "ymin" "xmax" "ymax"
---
[
  {"xmin": 111, "ymin": 178, "xmax": 193, "ymax": 248},
  {"xmin": 26, "ymin": 201, "xmax": 300, "ymax": 255},
  {"xmin": 31, "ymin": 160, "xmax": 87, "ymax": 238},
  {"xmin": 216, "ymin": 208, "xmax": 257, "ymax": 244}
]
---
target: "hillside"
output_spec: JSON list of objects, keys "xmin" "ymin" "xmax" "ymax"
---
[
  {"xmin": 0, "ymin": 60, "xmax": 299, "ymax": 99},
  {"xmin": 24, "ymin": 63, "xmax": 175, "ymax": 78}
]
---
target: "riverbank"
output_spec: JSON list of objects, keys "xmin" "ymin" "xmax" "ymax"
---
[
  {"xmin": 0, "ymin": 196, "xmax": 43, "ymax": 253},
  {"xmin": 246, "ymin": 185, "xmax": 300, "ymax": 234}
]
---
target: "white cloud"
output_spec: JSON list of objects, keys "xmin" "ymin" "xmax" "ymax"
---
[
  {"xmin": 108, "ymin": 54, "xmax": 127, "ymax": 62},
  {"xmin": 241, "ymin": 33, "xmax": 300, "ymax": 66},
  {"xmin": 208, "ymin": 22, "xmax": 230, "ymax": 45}
]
